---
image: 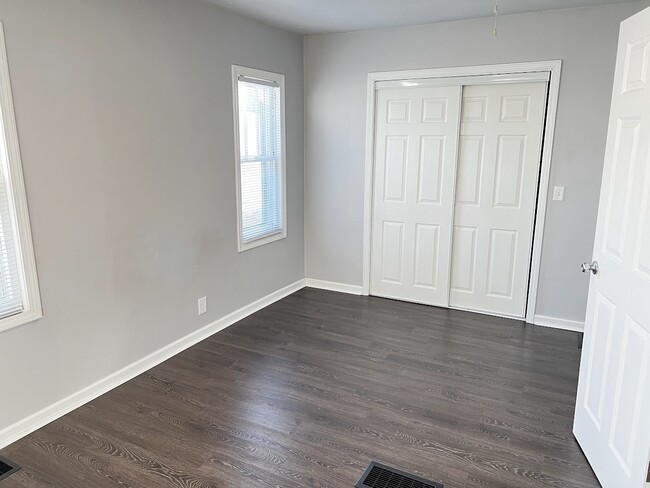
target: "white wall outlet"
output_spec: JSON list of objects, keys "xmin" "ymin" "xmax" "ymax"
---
[
  {"xmin": 197, "ymin": 296, "xmax": 207, "ymax": 315},
  {"xmin": 553, "ymin": 186, "xmax": 565, "ymax": 201}
]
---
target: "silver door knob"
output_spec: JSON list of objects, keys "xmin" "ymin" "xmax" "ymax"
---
[{"xmin": 581, "ymin": 261, "xmax": 599, "ymax": 275}]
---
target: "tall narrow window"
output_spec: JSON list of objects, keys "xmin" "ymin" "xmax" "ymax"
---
[
  {"xmin": 232, "ymin": 66, "xmax": 286, "ymax": 252},
  {"xmin": 0, "ymin": 23, "xmax": 42, "ymax": 333}
]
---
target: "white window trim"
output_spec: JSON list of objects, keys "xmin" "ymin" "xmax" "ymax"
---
[
  {"xmin": 231, "ymin": 65, "xmax": 287, "ymax": 253},
  {"xmin": 0, "ymin": 22, "xmax": 42, "ymax": 333}
]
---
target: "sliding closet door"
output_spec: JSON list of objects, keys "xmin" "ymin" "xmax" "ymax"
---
[
  {"xmin": 450, "ymin": 82, "xmax": 548, "ymax": 317},
  {"xmin": 371, "ymin": 85, "xmax": 462, "ymax": 306}
]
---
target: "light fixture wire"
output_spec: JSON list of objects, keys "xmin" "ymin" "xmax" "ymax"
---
[{"xmin": 493, "ymin": 0, "xmax": 499, "ymax": 35}]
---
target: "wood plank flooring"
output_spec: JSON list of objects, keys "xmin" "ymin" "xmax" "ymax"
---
[{"xmin": 0, "ymin": 288, "xmax": 599, "ymax": 487}]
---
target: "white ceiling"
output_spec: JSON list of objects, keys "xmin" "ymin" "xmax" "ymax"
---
[{"xmin": 204, "ymin": 0, "xmax": 639, "ymax": 34}]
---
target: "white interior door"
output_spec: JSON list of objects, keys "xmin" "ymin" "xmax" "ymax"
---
[
  {"xmin": 371, "ymin": 85, "xmax": 461, "ymax": 306},
  {"xmin": 574, "ymin": 6, "xmax": 650, "ymax": 488},
  {"xmin": 449, "ymin": 82, "xmax": 548, "ymax": 318}
]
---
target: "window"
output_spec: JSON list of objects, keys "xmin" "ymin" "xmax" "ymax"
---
[
  {"xmin": 232, "ymin": 65, "xmax": 286, "ymax": 252},
  {"xmin": 0, "ymin": 23, "xmax": 42, "ymax": 333}
]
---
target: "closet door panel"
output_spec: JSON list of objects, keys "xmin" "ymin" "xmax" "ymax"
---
[
  {"xmin": 371, "ymin": 85, "xmax": 462, "ymax": 306},
  {"xmin": 450, "ymin": 82, "xmax": 548, "ymax": 318}
]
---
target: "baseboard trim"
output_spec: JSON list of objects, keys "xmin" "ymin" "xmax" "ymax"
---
[
  {"xmin": 305, "ymin": 278, "xmax": 363, "ymax": 295},
  {"xmin": 0, "ymin": 278, "xmax": 306, "ymax": 450},
  {"xmin": 534, "ymin": 314, "xmax": 585, "ymax": 333}
]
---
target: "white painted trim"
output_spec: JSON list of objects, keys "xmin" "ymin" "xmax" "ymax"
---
[
  {"xmin": 534, "ymin": 314, "xmax": 585, "ymax": 332},
  {"xmin": 361, "ymin": 74, "xmax": 374, "ymax": 296},
  {"xmin": 362, "ymin": 60, "xmax": 563, "ymax": 323},
  {"xmin": 366, "ymin": 61, "xmax": 562, "ymax": 83},
  {"xmin": 525, "ymin": 61, "xmax": 563, "ymax": 324},
  {"xmin": 0, "ymin": 279, "xmax": 306, "ymax": 449},
  {"xmin": 0, "ymin": 22, "xmax": 42, "ymax": 333},
  {"xmin": 375, "ymin": 71, "xmax": 550, "ymax": 89},
  {"xmin": 232, "ymin": 65, "xmax": 288, "ymax": 253},
  {"xmin": 305, "ymin": 278, "xmax": 363, "ymax": 295}
]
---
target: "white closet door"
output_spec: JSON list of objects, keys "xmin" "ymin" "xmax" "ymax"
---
[
  {"xmin": 371, "ymin": 85, "xmax": 462, "ymax": 306},
  {"xmin": 450, "ymin": 82, "xmax": 547, "ymax": 318}
]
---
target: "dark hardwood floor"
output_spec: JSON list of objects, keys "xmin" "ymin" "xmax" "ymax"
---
[{"xmin": 0, "ymin": 288, "xmax": 599, "ymax": 488}]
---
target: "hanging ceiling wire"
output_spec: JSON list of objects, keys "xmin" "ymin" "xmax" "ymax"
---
[{"xmin": 493, "ymin": 0, "xmax": 499, "ymax": 35}]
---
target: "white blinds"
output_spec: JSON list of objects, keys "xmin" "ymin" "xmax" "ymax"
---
[
  {"xmin": 0, "ymin": 147, "xmax": 23, "ymax": 319},
  {"xmin": 237, "ymin": 76, "xmax": 283, "ymax": 243}
]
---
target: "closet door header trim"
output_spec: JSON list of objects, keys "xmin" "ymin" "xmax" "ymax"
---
[{"xmin": 376, "ymin": 71, "xmax": 550, "ymax": 90}]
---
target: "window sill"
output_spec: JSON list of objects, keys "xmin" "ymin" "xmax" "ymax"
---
[
  {"xmin": 0, "ymin": 308, "xmax": 43, "ymax": 334},
  {"xmin": 238, "ymin": 230, "xmax": 287, "ymax": 252}
]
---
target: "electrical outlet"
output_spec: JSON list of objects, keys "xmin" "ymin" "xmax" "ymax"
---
[
  {"xmin": 197, "ymin": 296, "xmax": 207, "ymax": 315},
  {"xmin": 553, "ymin": 186, "xmax": 565, "ymax": 201}
]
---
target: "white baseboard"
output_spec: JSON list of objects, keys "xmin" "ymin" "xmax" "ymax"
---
[
  {"xmin": 534, "ymin": 314, "xmax": 585, "ymax": 332},
  {"xmin": 305, "ymin": 278, "xmax": 363, "ymax": 295},
  {"xmin": 0, "ymin": 279, "xmax": 306, "ymax": 450}
]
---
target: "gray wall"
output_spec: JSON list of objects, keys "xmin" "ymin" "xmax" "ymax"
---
[
  {"xmin": 304, "ymin": 1, "xmax": 650, "ymax": 322},
  {"xmin": 0, "ymin": 0, "xmax": 304, "ymax": 432}
]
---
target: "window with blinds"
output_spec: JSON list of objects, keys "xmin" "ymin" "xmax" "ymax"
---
[
  {"xmin": 0, "ymin": 23, "xmax": 42, "ymax": 333},
  {"xmin": 0, "ymin": 163, "xmax": 23, "ymax": 319},
  {"xmin": 233, "ymin": 66, "xmax": 286, "ymax": 251}
]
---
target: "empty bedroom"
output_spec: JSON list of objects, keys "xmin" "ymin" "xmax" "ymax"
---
[{"xmin": 0, "ymin": 0, "xmax": 649, "ymax": 487}]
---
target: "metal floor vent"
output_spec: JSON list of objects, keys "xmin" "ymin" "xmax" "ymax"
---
[
  {"xmin": 0, "ymin": 456, "xmax": 21, "ymax": 481},
  {"xmin": 356, "ymin": 461, "xmax": 443, "ymax": 488}
]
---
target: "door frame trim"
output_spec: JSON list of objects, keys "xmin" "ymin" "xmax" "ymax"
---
[{"xmin": 361, "ymin": 60, "xmax": 563, "ymax": 323}]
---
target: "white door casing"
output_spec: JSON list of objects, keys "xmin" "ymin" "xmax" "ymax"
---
[
  {"xmin": 449, "ymin": 82, "xmax": 548, "ymax": 318},
  {"xmin": 363, "ymin": 63, "xmax": 562, "ymax": 324},
  {"xmin": 573, "ymin": 6, "xmax": 650, "ymax": 488},
  {"xmin": 370, "ymin": 85, "xmax": 462, "ymax": 306}
]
